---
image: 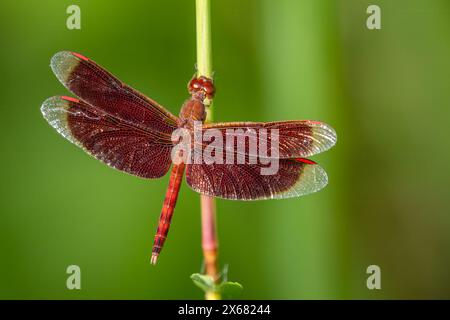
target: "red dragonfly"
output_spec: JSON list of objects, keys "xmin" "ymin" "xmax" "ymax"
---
[{"xmin": 41, "ymin": 51, "xmax": 337, "ymax": 264}]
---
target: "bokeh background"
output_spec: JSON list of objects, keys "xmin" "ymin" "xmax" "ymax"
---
[{"xmin": 1, "ymin": 0, "xmax": 449, "ymax": 299}]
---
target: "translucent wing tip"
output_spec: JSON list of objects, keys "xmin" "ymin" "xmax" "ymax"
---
[
  {"xmin": 40, "ymin": 96, "xmax": 78, "ymax": 145},
  {"xmin": 300, "ymin": 162, "xmax": 329, "ymax": 194},
  {"xmin": 324, "ymin": 123, "xmax": 337, "ymax": 148},
  {"xmin": 50, "ymin": 51, "xmax": 81, "ymax": 85},
  {"xmin": 275, "ymin": 162, "xmax": 329, "ymax": 199},
  {"xmin": 41, "ymin": 96, "xmax": 64, "ymax": 120},
  {"xmin": 314, "ymin": 121, "xmax": 337, "ymax": 147},
  {"xmin": 303, "ymin": 120, "xmax": 338, "ymax": 156}
]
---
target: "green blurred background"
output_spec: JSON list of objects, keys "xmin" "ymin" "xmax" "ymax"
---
[{"xmin": 1, "ymin": 0, "xmax": 449, "ymax": 299}]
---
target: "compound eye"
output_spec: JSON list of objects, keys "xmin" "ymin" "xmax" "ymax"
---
[
  {"xmin": 188, "ymin": 76, "xmax": 215, "ymax": 100},
  {"xmin": 205, "ymin": 82, "xmax": 215, "ymax": 95},
  {"xmin": 198, "ymin": 77, "xmax": 215, "ymax": 98},
  {"xmin": 189, "ymin": 79, "xmax": 200, "ymax": 91}
]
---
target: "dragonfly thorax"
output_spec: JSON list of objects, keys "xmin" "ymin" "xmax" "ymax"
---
[{"xmin": 178, "ymin": 98, "xmax": 206, "ymax": 127}]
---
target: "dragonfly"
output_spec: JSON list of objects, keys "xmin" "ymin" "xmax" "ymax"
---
[{"xmin": 41, "ymin": 51, "xmax": 337, "ymax": 264}]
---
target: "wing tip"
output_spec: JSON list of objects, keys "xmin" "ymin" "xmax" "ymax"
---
[
  {"xmin": 40, "ymin": 96, "xmax": 68, "ymax": 121},
  {"xmin": 307, "ymin": 120, "xmax": 338, "ymax": 153},
  {"xmin": 41, "ymin": 96, "xmax": 61, "ymax": 114},
  {"xmin": 274, "ymin": 162, "xmax": 329, "ymax": 199},
  {"xmin": 50, "ymin": 51, "xmax": 83, "ymax": 84},
  {"xmin": 299, "ymin": 162, "xmax": 329, "ymax": 194},
  {"xmin": 50, "ymin": 51, "xmax": 70, "ymax": 67},
  {"xmin": 320, "ymin": 121, "xmax": 337, "ymax": 144}
]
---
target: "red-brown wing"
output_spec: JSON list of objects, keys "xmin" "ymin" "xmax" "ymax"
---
[
  {"xmin": 41, "ymin": 96, "xmax": 173, "ymax": 179},
  {"xmin": 50, "ymin": 51, "xmax": 179, "ymax": 136},
  {"xmin": 186, "ymin": 158, "xmax": 328, "ymax": 200},
  {"xmin": 201, "ymin": 120, "xmax": 336, "ymax": 159}
]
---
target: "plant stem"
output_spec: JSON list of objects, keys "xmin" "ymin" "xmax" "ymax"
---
[
  {"xmin": 196, "ymin": 0, "xmax": 220, "ymax": 300},
  {"xmin": 201, "ymin": 195, "xmax": 220, "ymax": 300}
]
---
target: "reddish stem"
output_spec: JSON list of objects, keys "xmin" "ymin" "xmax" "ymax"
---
[{"xmin": 201, "ymin": 194, "xmax": 219, "ymax": 281}]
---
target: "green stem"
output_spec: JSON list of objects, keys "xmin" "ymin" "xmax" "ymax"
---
[
  {"xmin": 195, "ymin": 0, "xmax": 220, "ymax": 300},
  {"xmin": 196, "ymin": 0, "xmax": 213, "ymax": 77},
  {"xmin": 196, "ymin": 0, "xmax": 214, "ymax": 121}
]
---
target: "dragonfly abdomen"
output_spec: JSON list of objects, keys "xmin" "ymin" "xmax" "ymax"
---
[{"xmin": 151, "ymin": 163, "xmax": 186, "ymax": 265}]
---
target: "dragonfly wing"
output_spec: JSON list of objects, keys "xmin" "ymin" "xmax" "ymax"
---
[
  {"xmin": 50, "ymin": 51, "xmax": 179, "ymax": 136},
  {"xmin": 186, "ymin": 158, "xmax": 328, "ymax": 200},
  {"xmin": 41, "ymin": 96, "xmax": 173, "ymax": 179},
  {"xmin": 202, "ymin": 120, "xmax": 336, "ymax": 159}
]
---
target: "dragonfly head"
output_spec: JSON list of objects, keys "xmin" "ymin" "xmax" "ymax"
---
[{"xmin": 188, "ymin": 76, "xmax": 215, "ymax": 102}]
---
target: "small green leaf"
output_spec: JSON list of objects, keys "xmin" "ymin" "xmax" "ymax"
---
[
  {"xmin": 219, "ymin": 281, "xmax": 243, "ymax": 299},
  {"xmin": 191, "ymin": 273, "xmax": 243, "ymax": 299},
  {"xmin": 190, "ymin": 273, "xmax": 216, "ymax": 293}
]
